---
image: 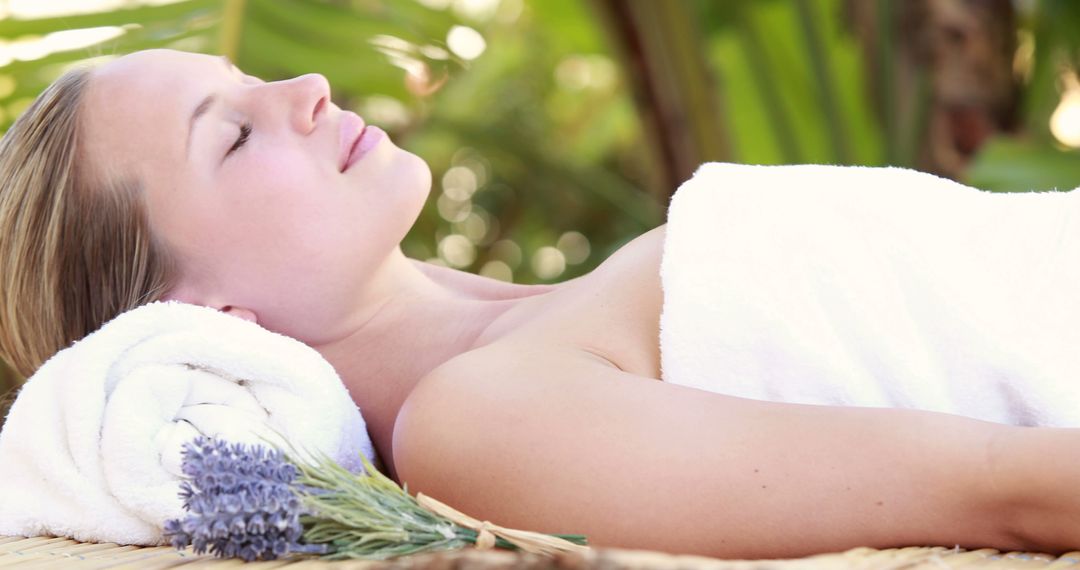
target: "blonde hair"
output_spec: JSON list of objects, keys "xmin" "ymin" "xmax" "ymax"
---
[{"xmin": 0, "ymin": 66, "xmax": 175, "ymax": 378}]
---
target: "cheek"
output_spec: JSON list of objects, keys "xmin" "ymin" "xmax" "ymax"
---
[
  {"xmin": 222, "ymin": 161, "xmax": 353, "ymax": 258},
  {"xmin": 228, "ymin": 156, "xmax": 328, "ymax": 223},
  {"xmin": 241, "ymin": 154, "xmax": 310, "ymax": 199}
]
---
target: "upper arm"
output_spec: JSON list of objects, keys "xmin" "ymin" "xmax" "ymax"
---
[{"xmin": 391, "ymin": 344, "xmax": 1015, "ymax": 558}]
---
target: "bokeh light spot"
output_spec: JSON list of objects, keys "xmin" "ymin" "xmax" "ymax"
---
[
  {"xmin": 453, "ymin": 212, "xmax": 489, "ymax": 243},
  {"xmin": 420, "ymin": 44, "xmax": 451, "ymax": 60},
  {"xmin": 451, "ymin": 148, "xmax": 490, "ymax": 188},
  {"xmin": 556, "ymin": 231, "xmax": 591, "ymax": 265},
  {"xmin": 437, "ymin": 194, "xmax": 472, "ymax": 222},
  {"xmin": 453, "ymin": 0, "xmax": 502, "ymax": 22},
  {"xmin": 1050, "ymin": 74, "xmax": 1080, "ymax": 148},
  {"xmin": 555, "ymin": 54, "xmax": 617, "ymax": 91},
  {"xmin": 531, "ymin": 246, "xmax": 566, "ymax": 280},
  {"xmin": 438, "ymin": 234, "xmax": 476, "ymax": 268},
  {"xmin": 357, "ymin": 96, "xmax": 410, "ymax": 130},
  {"xmin": 447, "ymin": 25, "xmax": 486, "ymax": 61},
  {"xmin": 489, "ymin": 239, "xmax": 522, "ymax": 269},
  {"xmin": 479, "ymin": 260, "xmax": 513, "ymax": 282},
  {"xmin": 0, "ymin": 75, "xmax": 15, "ymax": 99},
  {"xmin": 442, "ymin": 165, "xmax": 479, "ymax": 200}
]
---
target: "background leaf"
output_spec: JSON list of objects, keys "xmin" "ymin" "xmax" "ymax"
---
[{"xmin": 2, "ymin": 0, "xmax": 1080, "ymax": 394}]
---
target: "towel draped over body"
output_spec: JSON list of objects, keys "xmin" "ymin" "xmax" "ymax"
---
[
  {"xmin": 0, "ymin": 301, "xmax": 373, "ymax": 545},
  {"xmin": 659, "ymin": 163, "xmax": 1079, "ymax": 426}
]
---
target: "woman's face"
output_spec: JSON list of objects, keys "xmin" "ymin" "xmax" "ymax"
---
[{"xmin": 81, "ymin": 49, "xmax": 431, "ymax": 342}]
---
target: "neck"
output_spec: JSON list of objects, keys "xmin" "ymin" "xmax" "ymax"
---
[{"xmin": 313, "ymin": 253, "xmax": 555, "ymax": 480}]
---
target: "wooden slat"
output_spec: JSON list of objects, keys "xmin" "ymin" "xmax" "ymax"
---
[{"xmin": 4, "ymin": 537, "xmax": 1080, "ymax": 569}]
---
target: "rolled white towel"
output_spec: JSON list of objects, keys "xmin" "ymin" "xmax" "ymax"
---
[{"xmin": 0, "ymin": 301, "xmax": 373, "ymax": 545}]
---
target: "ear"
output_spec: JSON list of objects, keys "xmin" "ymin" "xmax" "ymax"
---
[
  {"xmin": 159, "ymin": 278, "xmax": 260, "ymax": 324},
  {"xmin": 221, "ymin": 305, "xmax": 258, "ymax": 324}
]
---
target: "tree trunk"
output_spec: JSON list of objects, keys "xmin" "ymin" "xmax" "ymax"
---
[
  {"xmin": 846, "ymin": 0, "xmax": 1019, "ymax": 178},
  {"xmin": 589, "ymin": 0, "xmax": 732, "ymax": 200}
]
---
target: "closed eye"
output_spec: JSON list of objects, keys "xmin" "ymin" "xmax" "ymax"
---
[{"xmin": 227, "ymin": 122, "xmax": 252, "ymax": 157}]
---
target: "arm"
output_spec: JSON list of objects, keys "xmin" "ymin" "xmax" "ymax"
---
[{"xmin": 392, "ymin": 345, "xmax": 1033, "ymax": 559}]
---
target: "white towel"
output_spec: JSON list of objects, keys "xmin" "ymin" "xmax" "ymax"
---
[
  {"xmin": 660, "ymin": 162, "xmax": 1080, "ymax": 426},
  {"xmin": 0, "ymin": 301, "xmax": 373, "ymax": 545}
]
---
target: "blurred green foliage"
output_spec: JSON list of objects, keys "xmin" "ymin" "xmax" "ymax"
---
[
  {"xmin": 699, "ymin": 0, "xmax": 883, "ymax": 166},
  {"xmin": 1, "ymin": 0, "xmax": 1080, "ymax": 395}
]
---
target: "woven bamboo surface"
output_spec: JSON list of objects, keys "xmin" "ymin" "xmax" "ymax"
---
[{"xmin": 3, "ymin": 536, "xmax": 1080, "ymax": 569}]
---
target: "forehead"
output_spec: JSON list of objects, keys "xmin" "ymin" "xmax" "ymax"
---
[{"xmin": 81, "ymin": 49, "xmax": 218, "ymax": 179}]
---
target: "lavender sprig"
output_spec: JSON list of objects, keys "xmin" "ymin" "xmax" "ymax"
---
[
  {"xmin": 163, "ymin": 437, "xmax": 327, "ymax": 561},
  {"xmin": 165, "ymin": 436, "xmax": 589, "ymax": 561}
]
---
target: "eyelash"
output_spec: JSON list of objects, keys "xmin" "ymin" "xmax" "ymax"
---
[{"xmin": 227, "ymin": 122, "xmax": 252, "ymax": 156}]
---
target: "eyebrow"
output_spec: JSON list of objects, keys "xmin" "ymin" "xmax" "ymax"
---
[{"xmin": 185, "ymin": 55, "xmax": 237, "ymax": 161}]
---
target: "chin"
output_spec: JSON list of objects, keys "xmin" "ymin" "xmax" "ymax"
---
[
  {"xmin": 377, "ymin": 138, "xmax": 430, "ymax": 186},
  {"xmin": 395, "ymin": 150, "xmax": 432, "ymax": 226},
  {"xmin": 403, "ymin": 151, "xmax": 432, "ymax": 195}
]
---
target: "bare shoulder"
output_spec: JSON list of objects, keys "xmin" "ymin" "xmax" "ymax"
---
[
  {"xmin": 389, "ymin": 341, "xmax": 772, "ymax": 554},
  {"xmin": 390, "ymin": 341, "xmax": 683, "ymax": 546}
]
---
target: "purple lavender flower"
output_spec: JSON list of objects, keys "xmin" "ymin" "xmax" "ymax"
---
[{"xmin": 163, "ymin": 436, "xmax": 327, "ymax": 562}]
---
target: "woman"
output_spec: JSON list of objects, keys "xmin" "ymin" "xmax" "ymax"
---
[{"xmin": 0, "ymin": 48, "xmax": 1074, "ymax": 559}]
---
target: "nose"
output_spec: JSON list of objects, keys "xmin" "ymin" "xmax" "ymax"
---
[{"xmin": 281, "ymin": 73, "xmax": 331, "ymax": 134}]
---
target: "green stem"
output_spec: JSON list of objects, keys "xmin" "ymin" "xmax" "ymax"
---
[
  {"xmin": 455, "ymin": 528, "xmax": 590, "ymax": 548},
  {"xmin": 878, "ymin": 0, "xmax": 898, "ymax": 164},
  {"xmin": 219, "ymin": 0, "xmax": 246, "ymax": 59},
  {"xmin": 735, "ymin": 3, "xmax": 801, "ymax": 163},
  {"xmin": 795, "ymin": 0, "xmax": 850, "ymax": 163}
]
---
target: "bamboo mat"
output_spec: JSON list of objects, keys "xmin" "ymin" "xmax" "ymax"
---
[{"xmin": 3, "ymin": 536, "xmax": 1080, "ymax": 569}]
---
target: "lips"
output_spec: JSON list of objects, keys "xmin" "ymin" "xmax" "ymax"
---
[{"xmin": 338, "ymin": 112, "xmax": 366, "ymax": 172}]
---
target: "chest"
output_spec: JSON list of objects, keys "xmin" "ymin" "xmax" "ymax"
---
[{"xmin": 500, "ymin": 225, "xmax": 667, "ymax": 378}]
